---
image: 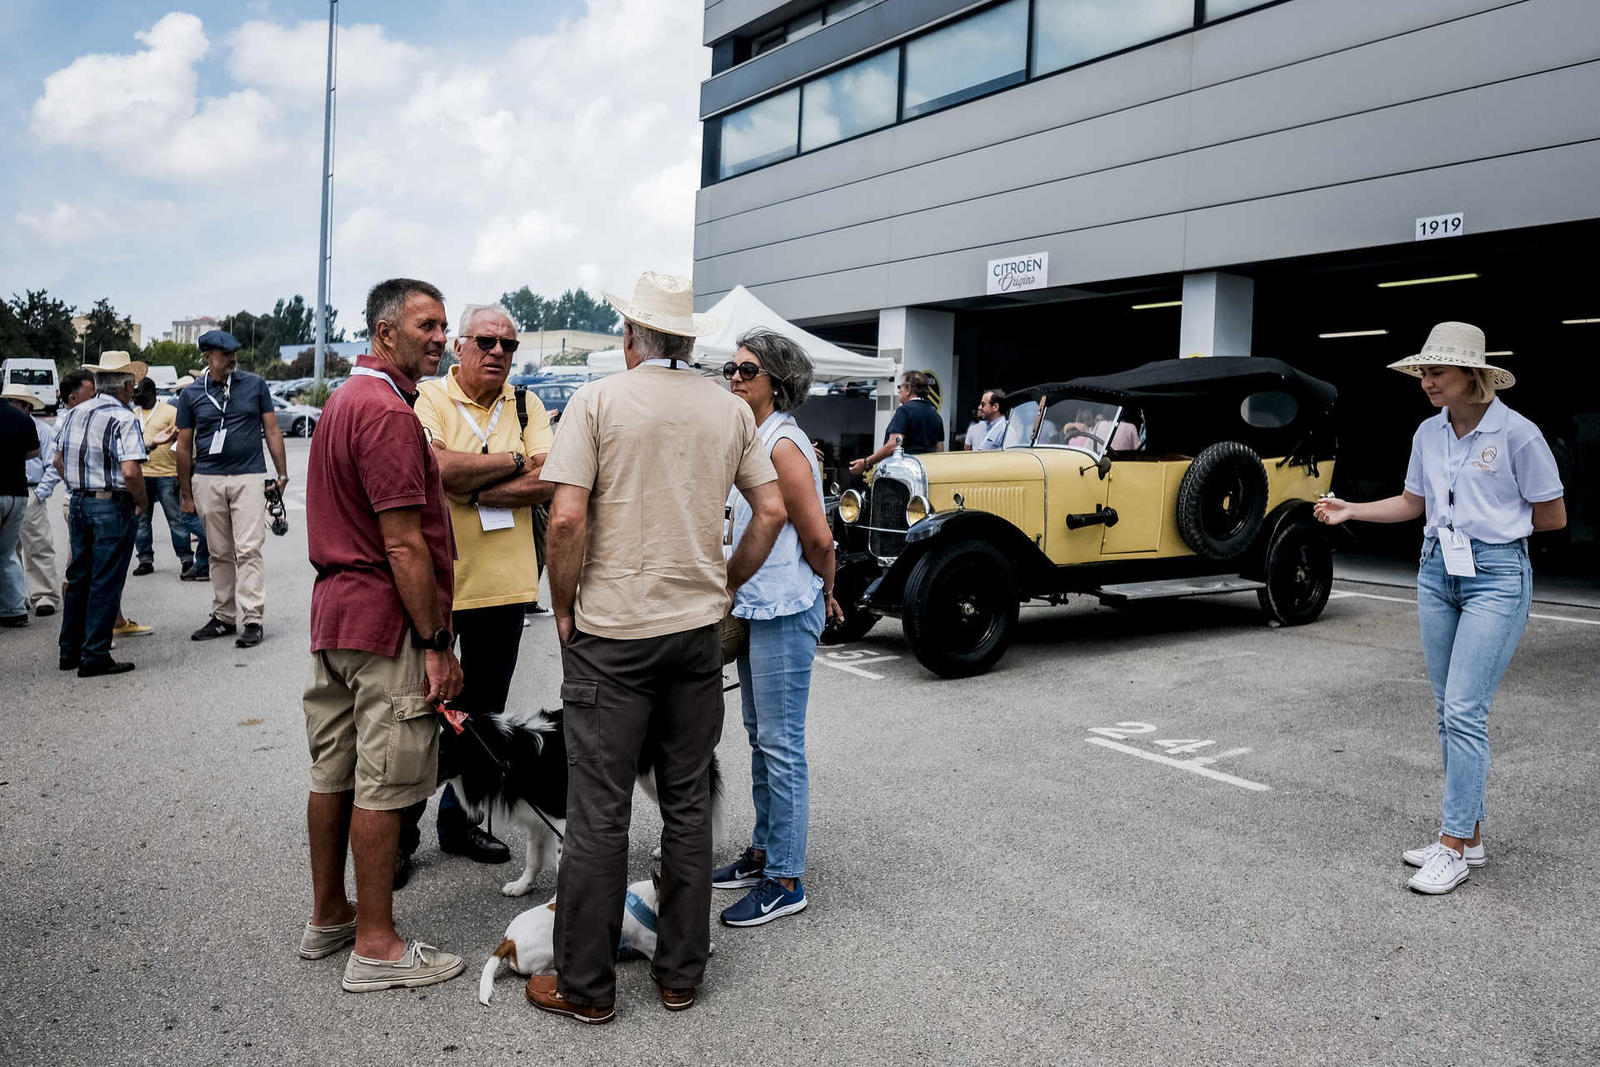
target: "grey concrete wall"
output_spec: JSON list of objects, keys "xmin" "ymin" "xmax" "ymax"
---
[{"xmin": 693, "ymin": 0, "xmax": 1600, "ymax": 321}]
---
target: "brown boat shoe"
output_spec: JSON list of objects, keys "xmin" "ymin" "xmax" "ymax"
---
[{"xmin": 525, "ymin": 974, "xmax": 615, "ymax": 1024}]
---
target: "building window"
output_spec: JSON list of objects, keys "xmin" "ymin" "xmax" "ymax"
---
[
  {"xmin": 1032, "ymin": 0, "xmax": 1193, "ymax": 76},
  {"xmin": 801, "ymin": 49, "xmax": 900, "ymax": 152},
  {"xmin": 902, "ymin": 0, "xmax": 1028, "ymax": 120},
  {"xmin": 1205, "ymin": 0, "xmax": 1276, "ymax": 20},
  {"xmin": 825, "ymin": 0, "xmax": 877, "ymax": 21},
  {"xmin": 720, "ymin": 88, "xmax": 801, "ymax": 179}
]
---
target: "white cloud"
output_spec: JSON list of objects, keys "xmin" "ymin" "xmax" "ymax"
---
[
  {"xmin": 15, "ymin": 1, "xmax": 709, "ymax": 336},
  {"xmin": 16, "ymin": 199, "xmax": 181, "ymax": 248},
  {"xmin": 28, "ymin": 12, "xmax": 280, "ymax": 181}
]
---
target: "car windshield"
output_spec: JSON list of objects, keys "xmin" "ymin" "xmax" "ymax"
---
[{"xmin": 1008, "ymin": 397, "xmax": 1124, "ymax": 456}]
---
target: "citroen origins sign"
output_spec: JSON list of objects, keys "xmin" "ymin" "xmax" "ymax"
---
[{"xmin": 986, "ymin": 251, "xmax": 1049, "ymax": 295}]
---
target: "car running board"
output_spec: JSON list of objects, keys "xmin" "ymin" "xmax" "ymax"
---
[{"xmin": 1094, "ymin": 575, "xmax": 1266, "ymax": 602}]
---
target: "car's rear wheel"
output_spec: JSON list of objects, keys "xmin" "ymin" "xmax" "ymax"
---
[
  {"xmin": 292, "ymin": 417, "xmax": 308, "ymax": 437},
  {"xmin": 901, "ymin": 541, "xmax": 1019, "ymax": 678},
  {"xmin": 820, "ymin": 556, "xmax": 879, "ymax": 645},
  {"xmin": 1257, "ymin": 518, "xmax": 1332, "ymax": 625},
  {"xmin": 1176, "ymin": 441, "xmax": 1269, "ymax": 559}
]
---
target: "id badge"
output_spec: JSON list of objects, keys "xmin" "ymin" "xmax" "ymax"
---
[
  {"xmin": 477, "ymin": 505, "xmax": 515, "ymax": 532},
  {"xmin": 1440, "ymin": 528, "xmax": 1476, "ymax": 577},
  {"xmin": 208, "ymin": 427, "xmax": 227, "ymax": 455}
]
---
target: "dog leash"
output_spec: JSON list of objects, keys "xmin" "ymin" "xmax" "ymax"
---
[{"xmin": 440, "ymin": 704, "xmax": 568, "ymax": 845}]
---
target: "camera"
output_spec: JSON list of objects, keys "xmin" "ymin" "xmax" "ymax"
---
[{"xmin": 264, "ymin": 479, "xmax": 289, "ymax": 537}]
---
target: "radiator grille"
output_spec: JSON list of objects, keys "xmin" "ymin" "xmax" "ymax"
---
[{"xmin": 869, "ymin": 478, "xmax": 910, "ymax": 559}]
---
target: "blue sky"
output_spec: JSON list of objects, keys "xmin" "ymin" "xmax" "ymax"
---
[{"xmin": 1, "ymin": 0, "xmax": 703, "ymax": 342}]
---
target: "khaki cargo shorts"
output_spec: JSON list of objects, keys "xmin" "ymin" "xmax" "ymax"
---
[{"xmin": 302, "ymin": 648, "xmax": 439, "ymax": 811}]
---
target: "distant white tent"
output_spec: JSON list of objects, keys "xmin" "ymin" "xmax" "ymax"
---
[{"xmin": 584, "ymin": 286, "xmax": 895, "ymax": 383}]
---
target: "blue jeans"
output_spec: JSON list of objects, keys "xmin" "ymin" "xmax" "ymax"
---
[
  {"xmin": 136, "ymin": 476, "xmax": 208, "ymax": 568},
  {"xmin": 0, "ymin": 496, "xmax": 26, "ymax": 617},
  {"xmin": 735, "ymin": 592, "xmax": 825, "ymax": 879},
  {"xmin": 1416, "ymin": 538, "xmax": 1532, "ymax": 840},
  {"xmin": 60, "ymin": 493, "xmax": 137, "ymax": 664}
]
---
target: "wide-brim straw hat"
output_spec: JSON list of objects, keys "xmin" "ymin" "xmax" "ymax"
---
[
  {"xmin": 1387, "ymin": 321, "xmax": 1514, "ymax": 389},
  {"xmin": 1, "ymin": 384, "xmax": 43, "ymax": 410},
  {"xmin": 603, "ymin": 271, "xmax": 720, "ymax": 338},
  {"xmin": 81, "ymin": 351, "xmax": 150, "ymax": 379},
  {"xmin": 173, "ymin": 375, "xmax": 195, "ymax": 389}
]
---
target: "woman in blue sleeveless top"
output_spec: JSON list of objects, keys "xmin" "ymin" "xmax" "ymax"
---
[{"xmin": 711, "ymin": 328, "xmax": 843, "ymax": 927}]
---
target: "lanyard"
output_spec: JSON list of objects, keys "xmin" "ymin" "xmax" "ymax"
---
[
  {"xmin": 1442, "ymin": 417, "xmax": 1479, "ymax": 532},
  {"xmin": 202, "ymin": 374, "xmax": 230, "ymax": 415},
  {"xmin": 453, "ymin": 396, "xmax": 506, "ymax": 453},
  {"xmin": 350, "ymin": 365, "xmax": 405, "ymax": 400}
]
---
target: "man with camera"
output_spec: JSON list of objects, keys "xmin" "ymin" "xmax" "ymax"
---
[
  {"xmin": 175, "ymin": 329, "xmax": 287, "ymax": 649},
  {"xmin": 395, "ymin": 302, "xmax": 555, "ymax": 879}
]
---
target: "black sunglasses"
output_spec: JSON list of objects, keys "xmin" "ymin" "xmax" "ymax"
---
[
  {"xmin": 471, "ymin": 335, "xmax": 520, "ymax": 354},
  {"xmin": 722, "ymin": 361, "xmax": 769, "ymax": 382}
]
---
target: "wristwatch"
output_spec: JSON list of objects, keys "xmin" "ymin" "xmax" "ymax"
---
[
  {"xmin": 412, "ymin": 627, "xmax": 453, "ymax": 651},
  {"xmin": 509, "ymin": 452, "xmax": 526, "ymax": 475}
]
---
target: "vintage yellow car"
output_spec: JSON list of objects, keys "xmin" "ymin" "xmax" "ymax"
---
[{"xmin": 837, "ymin": 357, "xmax": 1339, "ymax": 677}]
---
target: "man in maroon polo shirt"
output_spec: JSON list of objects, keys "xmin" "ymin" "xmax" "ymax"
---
[{"xmin": 297, "ymin": 278, "xmax": 467, "ymax": 994}]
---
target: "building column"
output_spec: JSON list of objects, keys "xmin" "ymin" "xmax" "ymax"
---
[
  {"xmin": 877, "ymin": 307, "xmax": 956, "ymax": 446},
  {"xmin": 1178, "ymin": 271, "xmax": 1255, "ymax": 359}
]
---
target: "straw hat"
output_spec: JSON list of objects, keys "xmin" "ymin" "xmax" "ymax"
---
[
  {"xmin": 174, "ymin": 374, "xmax": 195, "ymax": 389},
  {"xmin": 603, "ymin": 271, "xmax": 720, "ymax": 338},
  {"xmin": 81, "ymin": 350, "xmax": 150, "ymax": 378},
  {"xmin": 1387, "ymin": 321, "xmax": 1514, "ymax": 389},
  {"xmin": 1, "ymin": 383, "xmax": 43, "ymax": 411}
]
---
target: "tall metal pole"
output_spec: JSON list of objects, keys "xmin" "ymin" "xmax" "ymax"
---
[{"xmin": 313, "ymin": 0, "xmax": 338, "ymax": 384}]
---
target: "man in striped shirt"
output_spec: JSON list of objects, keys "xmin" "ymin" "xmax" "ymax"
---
[{"xmin": 51, "ymin": 354, "xmax": 149, "ymax": 677}]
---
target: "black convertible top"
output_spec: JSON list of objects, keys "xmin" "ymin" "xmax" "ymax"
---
[{"xmin": 1007, "ymin": 358, "xmax": 1338, "ymax": 460}]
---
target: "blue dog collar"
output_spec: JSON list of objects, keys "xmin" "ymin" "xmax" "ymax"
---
[{"xmin": 624, "ymin": 890, "xmax": 658, "ymax": 933}]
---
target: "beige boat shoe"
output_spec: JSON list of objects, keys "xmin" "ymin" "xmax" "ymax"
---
[{"xmin": 342, "ymin": 941, "xmax": 464, "ymax": 993}]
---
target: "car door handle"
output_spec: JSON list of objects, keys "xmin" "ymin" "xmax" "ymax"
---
[{"xmin": 1065, "ymin": 506, "xmax": 1119, "ymax": 530}]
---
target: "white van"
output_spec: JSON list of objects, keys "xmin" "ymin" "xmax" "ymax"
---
[
  {"xmin": 2, "ymin": 358, "xmax": 59, "ymax": 413},
  {"xmin": 144, "ymin": 364, "xmax": 179, "ymax": 391}
]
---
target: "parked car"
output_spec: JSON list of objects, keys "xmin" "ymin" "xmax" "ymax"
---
[
  {"xmin": 3, "ymin": 358, "xmax": 58, "ymax": 413},
  {"xmin": 837, "ymin": 357, "xmax": 1340, "ymax": 677},
  {"xmin": 509, "ymin": 375, "xmax": 582, "ymax": 419},
  {"xmin": 272, "ymin": 395, "xmax": 321, "ymax": 437}
]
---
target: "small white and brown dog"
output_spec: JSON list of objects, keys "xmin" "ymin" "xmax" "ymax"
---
[{"xmin": 479, "ymin": 877, "xmax": 661, "ymax": 1005}]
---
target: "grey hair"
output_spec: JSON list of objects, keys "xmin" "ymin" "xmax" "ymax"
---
[
  {"xmin": 624, "ymin": 319, "xmax": 695, "ymax": 363},
  {"xmin": 365, "ymin": 277, "xmax": 445, "ymax": 337},
  {"xmin": 94, "ymin": 371, "xmax": 136, "ymax": 394},
  {"xmin": 736, "ymin": 328, "xmax": 813, "ymax": 412},
  {"xmin": 458, "ymin": 302, "xmax": 515, "ymax": 336}
]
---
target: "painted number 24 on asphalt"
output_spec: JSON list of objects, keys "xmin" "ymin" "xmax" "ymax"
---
[{"xmin": 1088, "ymin": 722, "xmax": 1217, "ymax": 756}]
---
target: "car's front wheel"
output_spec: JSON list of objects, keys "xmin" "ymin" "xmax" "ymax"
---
[
  {"xmin": 901, "ymin": 541, "xmax": 1019, "ymax": 678},
  {"xmin": 820, "ymin": 556, "xmax": 879, "ymax": 645},
  {"xmin": 292, "ymin": 417, "xmax": 308, "ymax": 437},
  {"xmin": 1257, "ymin": 518, "xmax": 1332, "ymax": 625}
]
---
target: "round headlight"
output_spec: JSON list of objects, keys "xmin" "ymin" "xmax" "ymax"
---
[
  {"xmin": 905, "ymin": 494, "xmax": 929, "ymax": 527},
  {"xmin": 839, "ymin": 489, "xmax": 862, "ymax": 524}
]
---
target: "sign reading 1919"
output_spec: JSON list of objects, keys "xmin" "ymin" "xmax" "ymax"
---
[{"xmin": 1415, "ymin": 212, "xmax": 1465, "ymax": 241}]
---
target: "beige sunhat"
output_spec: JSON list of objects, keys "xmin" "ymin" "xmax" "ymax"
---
[
  {"xmin": 603, "ymin": 271, "xmax": 720, "ymax": 338},
  {"xmin": 1387, "ymin": 321, "xmax": 1514, "ymax": 389},
  {"xmin": 1, "ymin": 383, "xmax": 44, "ymax": 410},
  {"xmin": 81, "ymin": 350, "xmax": 150, "ymax": 379},
  {"xmin": 174, "ymin": 374, "xmax": 195, "ymax": 389}
]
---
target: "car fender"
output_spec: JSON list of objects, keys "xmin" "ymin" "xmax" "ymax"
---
[{"xmin": 864, "ymin": 509, "xmax": 1052, "ymax": 614}]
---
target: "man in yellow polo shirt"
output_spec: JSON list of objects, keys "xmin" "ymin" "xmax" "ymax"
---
[
  {"xmin": 398, "ymin": 302, "xmax": 555, "ymax": 878},
  {"xmin": 132, "ymin": 375, "xmax": 209, "ymax": 580}
]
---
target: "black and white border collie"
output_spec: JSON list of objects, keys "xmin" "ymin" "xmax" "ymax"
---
[{"xmin": 440, "ymin": 707, "xmax": 724, "ymax": 897}]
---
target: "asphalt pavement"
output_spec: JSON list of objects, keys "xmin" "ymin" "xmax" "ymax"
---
[{"xmin": 3, "ymin": 436, "xmax": 1598, "ymax": 1066}]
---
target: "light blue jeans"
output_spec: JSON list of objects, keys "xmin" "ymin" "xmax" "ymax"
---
[
  {"xmin": 0, "ymin": 496, "xmax": 26, "ymax": 617},
  {"xmin": 736, "ymin": 592, "xmax": 825, "ymax": 880},
  {"xmin": 1416, "ymin": 538, "xmax": 1532, "ymax": 840}
]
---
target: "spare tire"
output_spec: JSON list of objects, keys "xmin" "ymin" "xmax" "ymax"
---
[{"xmin": 1176, "ymin": 441, "xmax": 1269, "ymax": 559}]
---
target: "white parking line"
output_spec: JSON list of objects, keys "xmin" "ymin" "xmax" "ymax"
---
[
  {"xmin": 815, "ymin": 655, "xmax": 899, "ymax": 680},
  {"xmin": 1085, "ymin": 737, "xmax": 1271, "ymax": 792},
  {"xmin": 1330, "ymin": 589, "xmax": 1600, "ymax": 626}
]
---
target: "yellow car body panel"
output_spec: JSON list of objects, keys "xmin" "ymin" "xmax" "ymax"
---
[{"xmin": 912, "ymin": 448, "xmax": 1335, "ymax": 565}]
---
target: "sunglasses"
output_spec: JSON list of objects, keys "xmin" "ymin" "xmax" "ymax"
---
[
  {"xmin": 471, "ymin": 335, "xmax": 520, "ymax": 354},
  {"xmin": 722, "ymin": 361, "xmax": 769, "ymax": 382}
]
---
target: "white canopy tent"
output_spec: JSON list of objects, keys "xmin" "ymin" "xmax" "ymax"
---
[{"xmin": 584, "ymin": 286, "xmax": 895, "ymax": 382}]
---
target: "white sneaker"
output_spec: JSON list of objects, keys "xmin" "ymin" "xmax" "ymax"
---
[
  {"xmin": 1403, "ymin": 840, "xmax": 1486, "ymax": 868},
  {"xmin": 1407, "ymin": 845, "xmax": 1470, "ymax": 894}
]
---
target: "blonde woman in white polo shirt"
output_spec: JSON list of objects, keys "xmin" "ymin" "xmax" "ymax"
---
[{"xmin": 1315, "ymin": 322, "xmax": 1565, "ymax": 895}]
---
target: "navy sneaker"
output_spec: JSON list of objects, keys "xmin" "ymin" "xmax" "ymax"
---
[
  {"xmin": 720, "ymin": 878, "xmax": 807, "ymax": 927},
  {"xmin": 711, "ymin": 847, "xmax": 765, "ymax": 890}
]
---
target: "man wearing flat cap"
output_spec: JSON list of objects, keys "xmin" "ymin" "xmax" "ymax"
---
[
  {"xmin": 175, "ymin": 329, "xmax": 287, "ymax": 649},
  {"xmin": 527, "ymin": 272, "xmax": 785, "ymax": 1024}
]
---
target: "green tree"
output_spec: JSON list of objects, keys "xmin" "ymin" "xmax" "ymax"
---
[
  {"xmin": 284, "ymin": 348, "xmax": 351, "ymax": 378},
  {"xmin": 500, "ymin": 286, "xmax": 552, "ymax": 331},
  {"xmin": 499, "ymin": 286, "xmax": 618, "ymax": 333},
  {"xmin": 6, "ymin": 290, "xmax": 78, "ymax": 370},
  {"xmin": 139, "ymin": 339, "xmax": 200, "ymax": 370},
  {"xmin": 0, "ymin": 301, "xmax": 33, "ymax": 361},
  {"xmin": 81, "ymin": 297, "xmax": 135, "ymax": 358}
]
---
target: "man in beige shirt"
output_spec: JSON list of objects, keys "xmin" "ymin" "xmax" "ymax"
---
[{"xmin": 528, "ymin": 272, "xmax": 785, "ymax": 1025}]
